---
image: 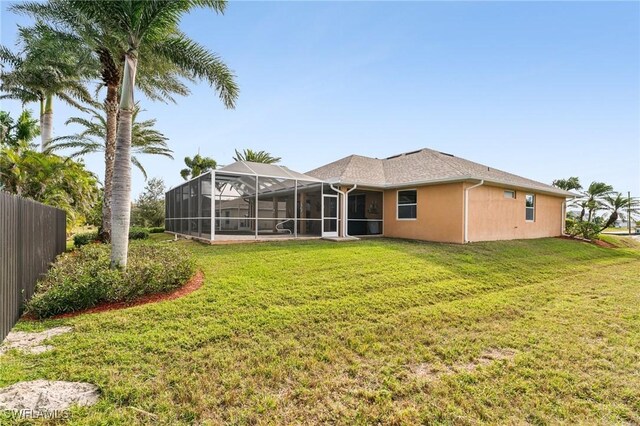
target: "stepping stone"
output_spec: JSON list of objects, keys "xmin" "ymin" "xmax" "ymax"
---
[
  {"xmin": 0, "ymin": 380, "xmax": 100, "ymax": 412},
  {"xmin": 0, "ymin": 326, "xmax": 72, "ymax": 355}
]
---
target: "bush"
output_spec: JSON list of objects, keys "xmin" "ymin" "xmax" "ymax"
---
[
  {"xmin": 148, "ymin": 227, "xmax": 165, "ymax": 234},
  {"xmin": 26, "ymin": 243, "xmax": 195, "ymax": 319},
  {"xmin": 74, "ymin": 228, "xmax": 149, "ymax": 247},
  {"xmin": 566, "ymin": 220, "xmax": 600, "ymax": 239},
  {"xmin": 73, "ymin": 232, "xmax": 99, "ymax": 247},
  {"xmin": 128, "ymin": 227, "xmax": 150, "ymax": 240}
]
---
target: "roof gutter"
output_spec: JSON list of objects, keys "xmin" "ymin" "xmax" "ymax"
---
[
  {"xmin": 324, "ymin": 176, "xmax": 573, "ymax": 198},
  {"xmin": 464, "ymin": 180, "xmax": 484, "ymax": 243}
]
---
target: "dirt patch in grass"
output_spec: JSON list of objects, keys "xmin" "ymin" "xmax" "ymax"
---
[
  {"xmin": 0, "ymin": 380, "xmax": 99, "ymax": 412},
  {"xmin": 412, "ymin": 348, "xmax": 518, "ymax": 380},
  {"xmin": 25, "ymin": 270, "xmax": 204, "ymax": 320},
  {"xmin": 592, "ymin": 239, "xmax": 616, "ymax": 248},
  {"xmin": 459, "ymin": 347, "xmax": 518, "ymax": 371},
  {"xmin": 411, "ymin": 363, "xmax": 453, "ymax": 380}
]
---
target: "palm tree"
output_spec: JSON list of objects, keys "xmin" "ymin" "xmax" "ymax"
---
[
  {"xmin": 0, "ymin": 142, "xmax": 99, "ymax": 227},
  {"xmin": 13, "ymin": 110, "xmax": 41, "ymax": 146},
  {"xmin": 181, "ymin": 154, "xmax": 217, "ymax": 180},
  {"xmin": 46, "ymin": 104, "xmax": 173, "ymax": 179},
  {"xmin": 0, "ymin": 25, "xmax": 96, "ymax": 150},
  {"xmin": 578, "ymin": 182, "xmax": 614, "ymax": 222},
  {"xmin": 552, "ymin": 177, "xmax": 582, "ymax": 192},
  {"xmin": 13, "ymin": 1, "xmax": 211, "ymax": 243},
  {"xmin": 233, "ymin": 149, "xmax": 281, "ymax": 164},
  {"xmin": 596, "ymin": 193, "xmax": 639, "ymax": 233},
  {"xmin": 0, "ymin": 110, "xmax": 40, "ymax": 147},
  {"xmin": 36, "ymin": 0, "xmax": 239, "ymax": 268}
]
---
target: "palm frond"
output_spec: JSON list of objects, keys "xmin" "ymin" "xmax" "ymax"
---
[
  {"xmin": 153, "ymin": 33, "xmax": 238, "ymax": 108},
  {"xmin": 131, "ymin": 155, "xmax": 148, "ymax": 180},
  {"xmin": 44, "ymin": 135, "xmax": 103, "ymax": 157}
]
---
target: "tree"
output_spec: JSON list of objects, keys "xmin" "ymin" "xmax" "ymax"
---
[
  {"xmin": 131, "ymin": 178, "xmax": 166, "ymax": 228},
  {"xmin": 47, "ymin": 0, "xmax": 239, "ymax": 268},
  {"xmin": 0, "ymin": 110, "xmax": 40, "ymax": 147},
  {"xmin": 181, "ymin": 154, "xmax": 217, "ymax": 180},
  {"xmin": 0, "ymin": 25, "xmax": 96, "ymax": 149},
  {"xmin": 233, "ymin": 148, "xmax": 281, "ymax": 164},
  {"xmin": 580, "ymin": 182, "xmax": 614, "ymax": 222},
  {"xmin": 556, "ymin": 176, "xmax": 631, "ymax": 239},
  {"xmin": 0, "ymin": 142, "xmax": 100, "ymax": 228},
  {"xmin": 596, "ymin": 193, "xmax": 639, "ymax": 233},
  {"xmin": 552, "ymin": 177, "xmax": 582, "ymax": 192},
  {"xmin": 11, "ymin": 0, "xmax": 238, "ymax": 248},
  {"xmin": 0, "ymin": 111, "xmax": 13, "ymax": 144},
  {"xmin": 46, "ymin": 104, "xmax": 173, "ymax": 179}
]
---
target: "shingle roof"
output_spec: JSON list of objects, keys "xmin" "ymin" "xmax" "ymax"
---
[
  {"xmin": 306, "ymin": 148, "xmax": 573, "ymax": 197},
  {"xmin": 218, "ymin": 161, "xmax": 323, "ymax": 182}
]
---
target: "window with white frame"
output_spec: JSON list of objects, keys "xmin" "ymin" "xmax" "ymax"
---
[
  {"xmin": 525, "ymin": 194, "xmax": 535, "ymax": 221},
  {"xmin": 397, "ymin": 190, "xmax": 417, "ymax": 219},
  {"xmin": 504, "ymin": 190, "xmax": 516, "ymax": 199}
]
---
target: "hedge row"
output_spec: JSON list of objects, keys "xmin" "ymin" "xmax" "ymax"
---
[
  {"xmin": 73, "ymin": 227, "xmax": 165, "ymax": 247},
  {"xmin": 27, "ymin": 243, "xmax": 194, "ymax": 319}
]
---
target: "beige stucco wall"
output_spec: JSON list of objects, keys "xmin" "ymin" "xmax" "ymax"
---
[
  {"xmin": 466, "ymin": 184, "xmax": 564, "ymax": 242},
  {"xmin": 382, "ymin": 183, "xmax": 465, "ymax": 243}
]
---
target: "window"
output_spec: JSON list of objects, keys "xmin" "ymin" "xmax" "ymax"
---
[
  {"xmin": 504, "ymin": 190, "xmax": 516, "ymax": 199},
  {"xmin": 397, "ymin": 190, "xmax": 417, "ymax": 219},
  {"xmin": 525, "ymin": 194, "xmax": 535, "ymax": 221}
]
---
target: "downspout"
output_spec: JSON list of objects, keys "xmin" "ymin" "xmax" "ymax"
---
[
  {"xmin": 330, "ymin": 184, "xmax": 357, "ymax": 237},
  {"xmin": 464, "ymin": 180, "xmax": 484, "ymax": 243},
  {"xmin": 562, "ymin": 194, "xmax": 577, "ymax": 236},
  {"xmin": 343, "ymin": 185, "xmax": 357, "ymax": 237},
  {"xmin": 561, "ymin": 199, "xmax": 566, "ymax": 235}
]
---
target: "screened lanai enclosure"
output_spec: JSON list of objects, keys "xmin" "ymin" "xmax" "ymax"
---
[{"xmin": 165, "ymin": 162, "xmax": 344, "ymax": 241}]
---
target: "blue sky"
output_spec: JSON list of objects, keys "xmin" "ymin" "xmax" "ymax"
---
[{"xmin": 1, "ymin": 1, "xmax": 639, "ymax": 198}]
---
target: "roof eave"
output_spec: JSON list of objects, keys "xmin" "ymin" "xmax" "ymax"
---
[{"xmin": 331, "ymin": 176, "xmax": 575, "ymax": 197}]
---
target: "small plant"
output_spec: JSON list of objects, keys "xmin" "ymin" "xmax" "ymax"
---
[
  {"xmin": 73, "ymin": 232, "xmax": 99, "ymax": 247},
  {"xmin": 128, "ymin": 227, "xmax": 150, "ymax": 240},
  {"xmin": 148, "ymin": 227, "xmax": 165, "ymax": 234},
  {"xmin": 27, "ymin": 243, "xmax": 195, "ymax": 318}
]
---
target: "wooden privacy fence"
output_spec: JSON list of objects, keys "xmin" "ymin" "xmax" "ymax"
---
[{"xmin": 0, "ymin": 192, "xmax": 66, "ymax": 342}]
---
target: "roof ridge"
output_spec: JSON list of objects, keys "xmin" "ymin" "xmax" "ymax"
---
[
  {"xmin": 426, "ymin": 150, "xmax": 469, "ymax": 177},
  {"xmin": 337, "ymin": 155, "xmax": 356, "ymax": 182}
]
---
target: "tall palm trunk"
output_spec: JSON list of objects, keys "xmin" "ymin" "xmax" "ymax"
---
[
  {"xmin": 100, "ymin": 84, "xmax": 119, "ymax": 242},
  {"xmin": 110, "ymin": 53, "xmax": 137, "ymax": 268},
  {"xmin": 40, "ymin": 94, "xmax": 53, "ymax": 150}
]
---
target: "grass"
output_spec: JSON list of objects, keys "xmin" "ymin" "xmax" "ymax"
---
[
  {"xmin": 602, "ymin": 226, "xmax": 638, "ymax": 234},
  {"xmin": 2, "ymin": 236, "xmax": 639, "ymax": 424},
  {"xmin": 598, "ymin": 233, "xmax": 640, "ymax": 249}
]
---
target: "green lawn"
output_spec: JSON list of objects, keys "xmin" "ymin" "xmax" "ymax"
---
[
  {"xmin": 2, "ymin": 236, "xmax": 640, "ymax": 425},
  {"xmin": 602, "ymin": 226, "xmax": 638, "ymax": 234}
]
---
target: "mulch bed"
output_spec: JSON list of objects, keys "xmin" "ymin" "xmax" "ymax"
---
[
  {"xmin": 557, "ymin": 235, "xmax": 616, "ymax": 248},
  {"xmin": 25, "ymin": 270, "xmax": 204, "ymax": 321},
  {"xmin": 591, "ymin": 239, "xmax": 616, "ymax": 248}
]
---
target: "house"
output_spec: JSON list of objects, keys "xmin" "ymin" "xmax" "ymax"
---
[{"xmin": 165, "ymin": 148, "xmax": 573, "ymax": 243}]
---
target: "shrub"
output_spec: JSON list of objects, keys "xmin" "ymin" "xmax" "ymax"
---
[
  {"xmin": 148, "ymin": 227, "xmax": 165, "ymax": 234},
  {"xmin": 74, "ymin": 228, "xmax": 149, "ymax": 247},
  {"xmin": 566, "ymin": 220, "xmax": 600, "ymax": 240},
  {"xmin": 73, "ymin": 232, "xmax": 99, "ymax": 247},
  {"xmin": 26, "ymin": 243, "xmax": 195, "ymax": 319},
  {"xmin": 128, "ymin": 227, "xmax": 150, "ymax": 240}
]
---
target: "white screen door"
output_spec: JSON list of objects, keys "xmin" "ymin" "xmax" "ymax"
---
[{"xmin": 322, "ymin": 195, "xmax": 338, "ymax": 237}]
